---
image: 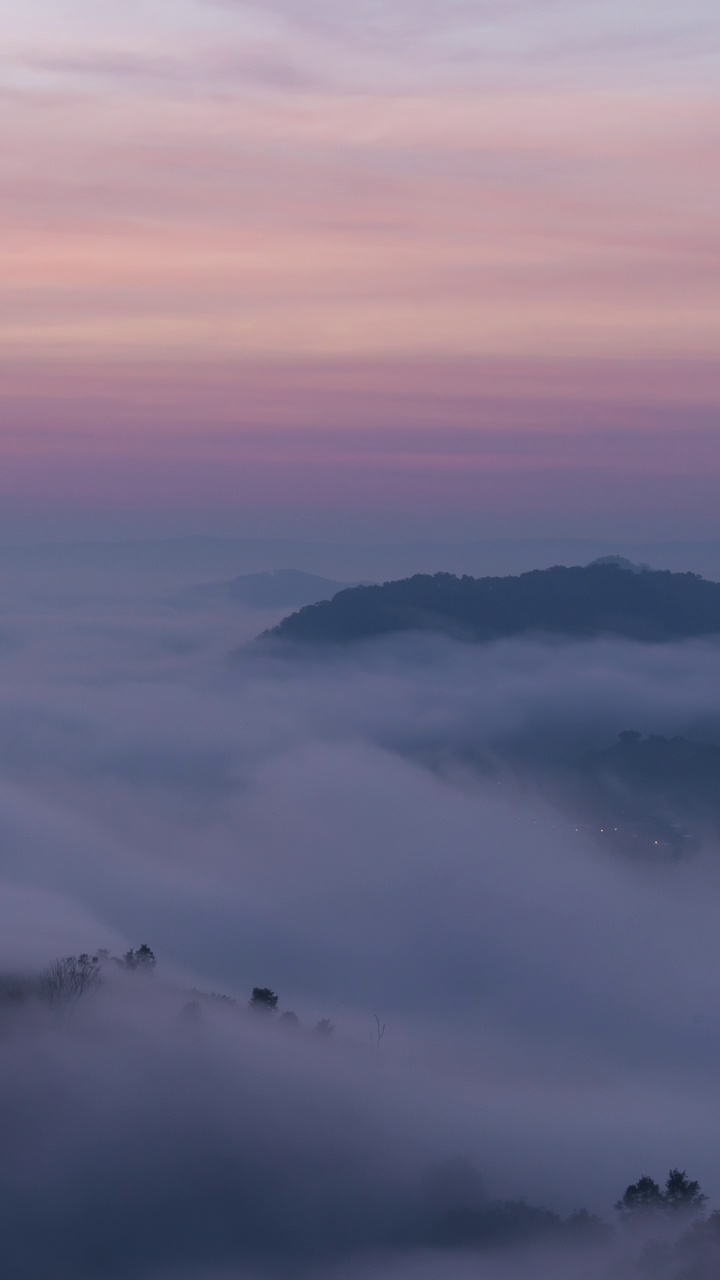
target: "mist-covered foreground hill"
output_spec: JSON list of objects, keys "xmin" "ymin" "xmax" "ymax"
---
[
  {"xmin": 3, "ymin": 951, "xmax": 720, "ymax": 1280},
  {"xmin": 265, "ymin": 563, "xmax": 720, "ymax": 645}
]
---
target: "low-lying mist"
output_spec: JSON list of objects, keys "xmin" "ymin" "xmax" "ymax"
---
[{"xmin": 3, "ymin": 560, "xmax": 720, "ymax": 1277}]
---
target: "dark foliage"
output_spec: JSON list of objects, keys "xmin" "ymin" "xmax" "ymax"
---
[
  {"xmin": 31, "ymin": 945, "xmax": 157, "ymax": 1005},
  {"xmin": 313, "ymin": 1018, "xmax": 335, "ymax": 1035},
  {"xmin": 279, "ymin": 1010, "xmax": 300, "ymax": 1029},
  {"xmin": 249, "ymin": 986, "xmax": 279, "ymax": 1012},
  {"xmin": 38, "ymin": 953, "xmax": 101, "ymax": 1001},
  {"xmin": 116, "ymin": 944, "xmax": 157, "ymax": 973},
  {"xmin": 665, "ymin": 1170, "xmax": 707, "ymax": 1216},
  {"xmin": 616, "ymin": 1175, "xmax": 666, "ymax": 1218},
  {"xmin": 264, "ymin": 564, "xmax": 720, "ymax": 646},
  {"xmin": 616, "ymin": 1170, "xmax": 706, "ymax": 1223}
]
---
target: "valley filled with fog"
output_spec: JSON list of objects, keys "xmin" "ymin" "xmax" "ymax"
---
[{"xmin": 3, "ymin": 554, "xmax": 720, "ymax": 1278}]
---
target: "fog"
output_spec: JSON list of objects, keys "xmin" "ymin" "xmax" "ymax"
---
[
  {"xmin": 1, "ymin": 532, "xmax": 720, "ymax": 585},
  {"xmin": 3, "ymin": 551, "xmax": 720, "ymax": 1277}
]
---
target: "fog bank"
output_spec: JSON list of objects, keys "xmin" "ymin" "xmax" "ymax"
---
[{"xmin": 2, "ymin": 556, "xmax": 720, "ymax": 1275}]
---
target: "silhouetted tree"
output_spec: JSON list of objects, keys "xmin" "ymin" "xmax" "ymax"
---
[
  {"xmin": 279, "ymin": 1010, "xmax": 299, "ymax": 1029},
  {"xmin": 136, "ymin": 943, "xmax": 156, "ymax": 968},
  {"xmin": 249, "ymin": 987, "xmax": 278, "ymax": 1013},
  {"xmin": 616, "ymin": 1170, "xmax": 706, "ymax": 1226},
  {"xmin": 39, "ymin": 953, "xmax": 101, "ymax": 1002},
  {"xmin": 313, "ymin": 1018, "xmax": 334, "ymax": 1036},
  {"xmin": 616, "ymin": 1175, "xmax": 665, "ymax": 1219},
  {"xmin": 116, "ymin": 944, "xmax": 156, "ymax": 973},
  {"xmin": 664, "ymin": 1168, "xmax": 707, "ymax": 1216}
]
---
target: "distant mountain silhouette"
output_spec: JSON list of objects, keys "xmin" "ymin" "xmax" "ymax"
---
[
  {"xmin": 588, "ymin": 555, "xmax": 651, "ymax": 574},
  {"xmin": 265, "ymin": 564, "xmax": 720, "ymax": 644},
  {"xmin": 180, "ymin": 569, "xmax": 364, "ymax": 610}
]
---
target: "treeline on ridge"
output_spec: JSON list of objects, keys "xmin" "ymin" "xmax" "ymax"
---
[
  {"xmin": 264, "ymin": 563, "xmax": 720, "ymax": 645},
  {"xmin": 0, "ymin": 948, "xmax": 336, "ymax": 1037},
  {"xmin": 3, "ymin": 949, "xmax": 720, "ymax": 1275}
]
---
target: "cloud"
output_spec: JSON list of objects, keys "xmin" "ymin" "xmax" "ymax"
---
[
  {"xmin": 6, "ymin": 45, "xmax": 328, "ymax": 95},
  {"xmin": 2, "ymin": 559, "xmax": 720, "ymax": 1275},
  {"xmin": 201, "ymin": 0, "xmax": 719, "ymax": 79}
]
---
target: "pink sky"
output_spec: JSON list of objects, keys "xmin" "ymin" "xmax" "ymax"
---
[{"xmin": 2, "ymin": 0, "xmax": 719, "ymax": 541}]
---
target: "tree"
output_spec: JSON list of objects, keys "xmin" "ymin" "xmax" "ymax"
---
[
  {"xmin": 615, "ymin": 1175, "xmax": 665, "ymax": 1219},
  {"xmin": 615, "ymin": 1170, "xmax": 707, "ymax": 1224},
  {"xmin": 135, "ymin": 944, "xmax": 156, "ymax": 970},
  {"xmin": 313, "ymin": 1018, "xmax": 334, "ymax": 1036},
  {"xmin": 249, "ymin": 987, "xmax": 278, "ymax": 1013},
  {"xmin": 279, "ymin": 1010, "xmax": 299, "ymax": 1029},
  {"xmin": 117, "ymin": 944, "xmax": 156, "ymax": 973},
  {"xmin": 663, "ymin": 1168, "xmax": 707, "ymax": 1216},
  {"xmin": 38, "ymin": 953, "xmax": 101, "ymax": 1002}
]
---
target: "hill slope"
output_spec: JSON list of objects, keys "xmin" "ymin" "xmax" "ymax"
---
[
  {"xmin": 577, "ymin": 731, "xmax": 720, "ymax": 823},
  {"xmin": 265, "ymin": 564, "xmax": 720, "ymax": 645}
]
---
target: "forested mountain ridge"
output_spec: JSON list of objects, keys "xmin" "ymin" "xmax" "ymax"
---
[{"xmin": 265, "ymin": 564, "xmax": 720, "ymax": 645}]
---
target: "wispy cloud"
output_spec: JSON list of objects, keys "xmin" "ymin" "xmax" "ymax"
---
[{"xmin": 1, "ymin": 0, "xmax": 718, "ymax": 537}]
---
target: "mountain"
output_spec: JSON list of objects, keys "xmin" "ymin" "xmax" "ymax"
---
[
  {"xmin": 588, "ymin": 555, "xmax": 652, "ymax": 574},
  {"xmin": 265, "ymin": 564, "xmax": 720, "ymax": 645},
  {"xmin": 180, "ymin": 568, "xmax": 363, "ymax": 610},
  {"xmin": 564, "ymin": 730, "xmax": 720, "ymax": 853}
]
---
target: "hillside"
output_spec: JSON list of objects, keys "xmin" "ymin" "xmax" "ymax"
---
[
  {"xmin": 265, "ymin": 564, "xmax": 720, "ymax": 645},
  {"xmin": 576, "ymin": 731, "xmax": 720, "ymax": 827}
]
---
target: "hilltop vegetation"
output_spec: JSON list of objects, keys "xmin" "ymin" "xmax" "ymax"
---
[
  {"xmin": 3, "ymin": 946, "xmax": 720, "ymax": 1278},
  {"xmin": 265, "ymin": 564, "xmax": 720, "ymax": 645}
]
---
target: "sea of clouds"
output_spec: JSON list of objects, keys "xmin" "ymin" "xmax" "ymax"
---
[{"xmin": 2, "ymin": 557, "xmax": 720, "ymax": 1277}]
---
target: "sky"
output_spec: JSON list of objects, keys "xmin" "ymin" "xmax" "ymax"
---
[
  {"xmin": 2, "ymin": 0, "xmax": 719, "ymax": 543},
  {"xmin": 5, "ymin": 15, "xmax": 720, "ymax": 1272}
]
